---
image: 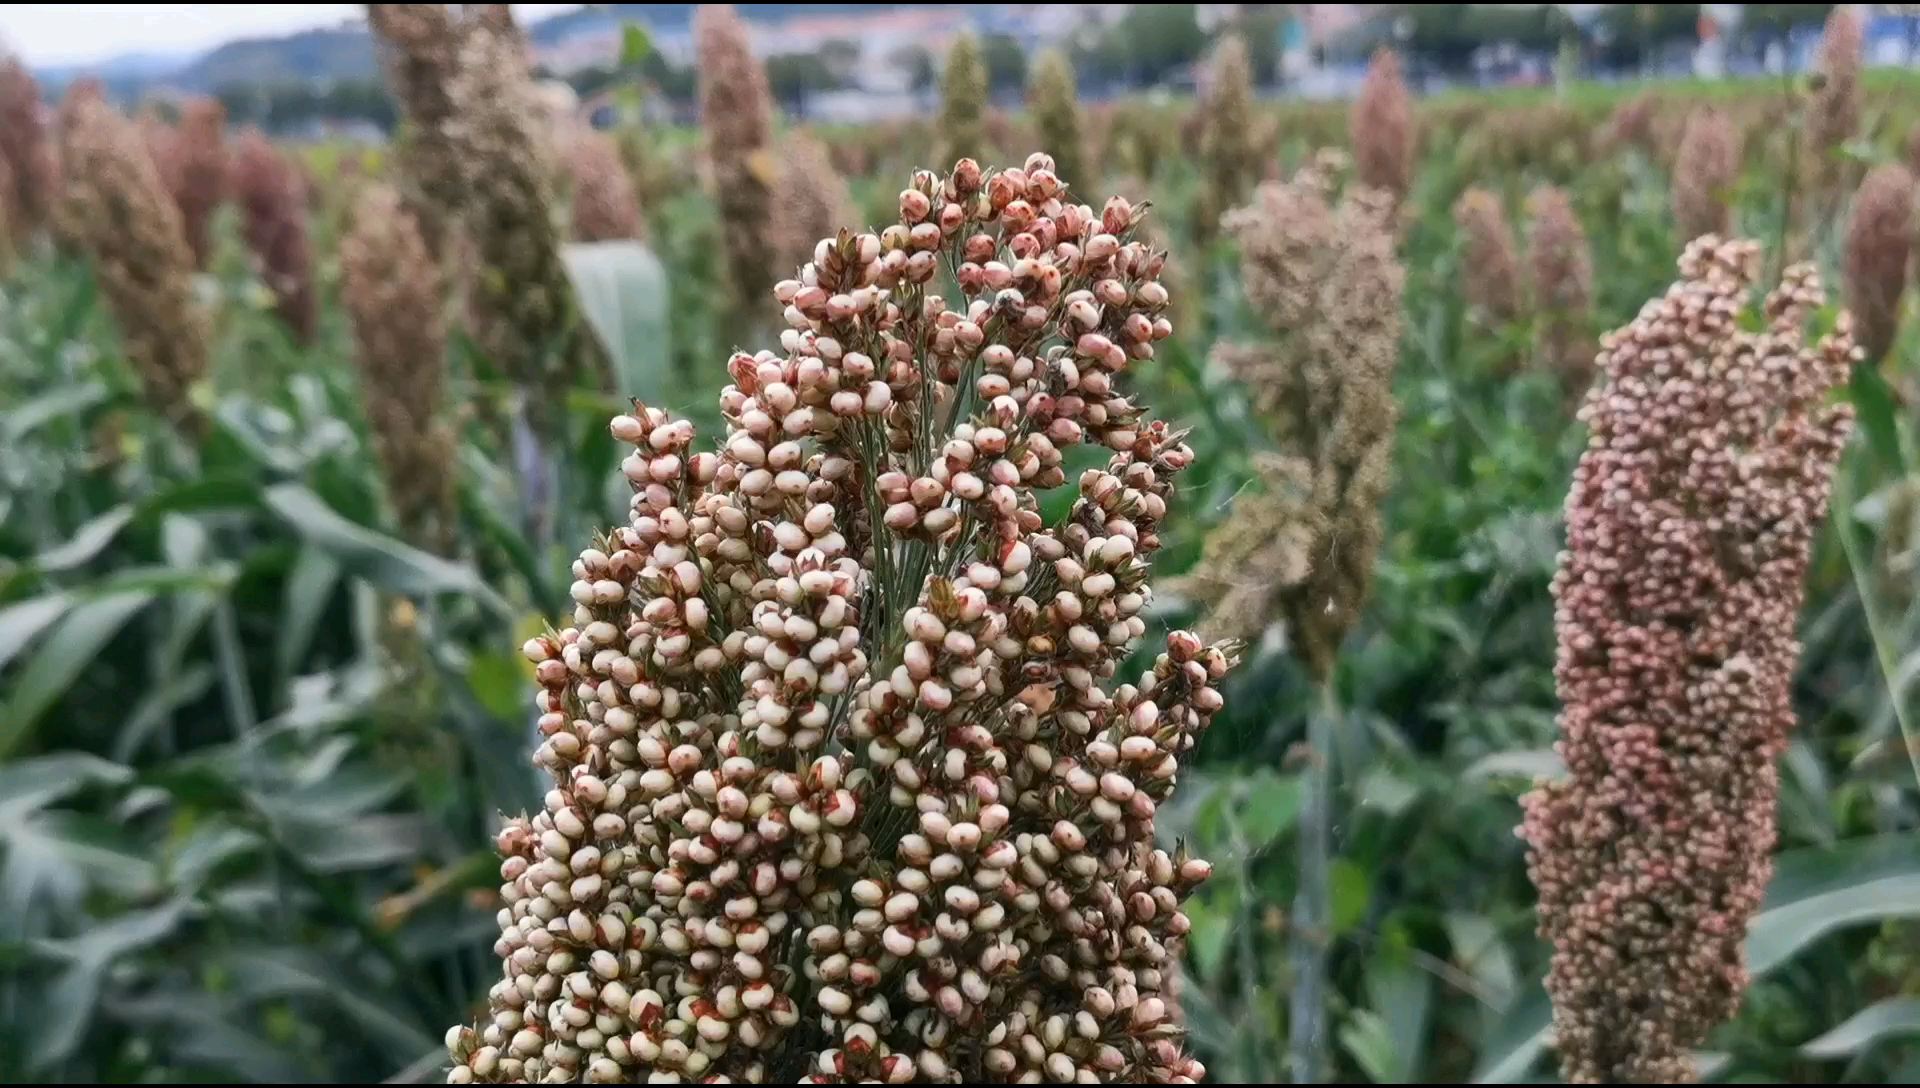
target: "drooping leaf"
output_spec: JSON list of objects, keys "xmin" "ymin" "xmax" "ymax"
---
[
  {"xmin": 1801, "ymin": 997, "xmax": 1920, "ymax": 1060},
  {"xmin": 0, "ymin": 593, "xmax": 70, "ymax": 673},
  {"xmin": 0, "ymin": 591, "xmax": 153, "ymax": 759},
  {"xmin": 263, "ymin": 483, "xmax": 510, "ymax": 616},
  {"xmin": 562, "ymin": 240, "xmax": 673, "ymax": 400}
]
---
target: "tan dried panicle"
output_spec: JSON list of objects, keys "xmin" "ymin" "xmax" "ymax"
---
[
  {"xmin": 342, "ymin": 183, "xmax": 455, "ymax": 552},
  {"xmin": 1522, "ymin": 237, "xmax": 1856, "ymax": 1084},
  {"xmin": 0, "ymin": 57, "xmax": 54, "ymax": 245},
  {"xmin": 1672, "ymin": 106, "xmax": 1740, "ymax": 242},
  {"xmin": 1173, "ymin": 447, "xmax": 1316, "ymax": 640},
  {"xmin": 938, "ymin": 31, "xmax": 987, "ymax": 167},
  {"xmin": 1203, "ymin": 170, "xmax": 1404, "ymax": 679},
  {"xmin": 228, "ymin": 129, "xmax": 316, "ymax": 343},
  {"xmin": 696, "ymin": 3, "xmax": 776, "ymax": 315},
  {"xmin": 1526, "ymin": 185, "xmax": 1595, "ymax": 394},
  {"xmin": 442, "ymin": 153, "xmax": 1236, "ymax": 1085},
  {"xmin": 1028, "ymin": 48, "xmax": 1087, "ymax": 191},
  {"xmin": 1843, "ymin": 163, "xmax": 1915, "ymax": 361},
  {"xmin": 1351, "ymin": 48, "xmax": 1415, "ymax": 205},
  {"xmin": 768, "ymin": 128, "xmax": 854, "ymax": 283},
  {"xmin": 59, "ymin": 89, "xmax": 210, "ymax": 439},
  {"xmin": 565, "ymin": 128, "xmax": 646, "ymax": 243},
  {"xmin": 1195, "ymin": 34, "xmax": 1256, "ymax": 245},
  {"xmin": 1452, "ymin": 187, "xmax": 1522, "ymax": 325},
  {"xmin": 368, "ymin": 3, "xmax": 466, "ymax": 258},
  {"xmin": 1805, "ymin": 5, "xmax": 1862, "ymax": 200}
]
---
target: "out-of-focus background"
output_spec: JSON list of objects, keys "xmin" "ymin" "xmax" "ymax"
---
[{"xmin": 2, "ymin": 3, "xmax": 1919, "ymax": 1083}]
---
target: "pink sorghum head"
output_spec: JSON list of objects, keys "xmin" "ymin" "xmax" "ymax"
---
[
  {"xmin": 1452, "ymin": 186, "xmax": 1522, "ymax": 325},
  {"xmin": 1522, "ymin": 236, "xmax": 1856, "ymax": 1084},
  {"xmin": 1525, "ymin": 185, "xmax": 1595, "ymax": 395},
  {"xmin": 768, "ymin": 128, "xmax": 854, "ymax": 284},
  {"xmin": 564, "ymin": 127, "xmax": 646, "ymax": 243},
  {"xmin": 368, "ymin": 2, "xmax": 466, "ymax": 258},
  {"xmin": 160, "ymin": 96, "xmax": 226, "ymax": 269},
  {"xmin": 0, "ymin": 56, "xmax": 54, "ymax": 246},
  {"xmin": 696, "ymin": 4, "xmax": 776, "ymax": 315},
  {"xmin": 1672, "ymin": 106, "xmax": 1740, "ymax": 242},
  {"xmin": 1351, "ymin": 47, "xmax": 1415, "ymax": 205},
  {"xmin": 228, "ymin": 129, "xmax": 316, "ymax": 343},
  {"xmin": 1805, "ymin": 5, "xmax": 1862, "ymax": 199},
  {"xmin": 1843, "ymin": 163, "xmax": 1915, "ymax": 361},
  {"xmin": 442, "ymin": 153, "xmax": 1236, "ymax": 1085}
]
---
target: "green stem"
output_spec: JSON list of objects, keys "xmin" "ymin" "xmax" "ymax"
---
[
  {"xmin": 1832, "ymin": 464, "xmax": 1920, "ymax": 793},
  {"xmin": 1287, "ymin": 679, "xmax": 1339, "ymax": 1083}
]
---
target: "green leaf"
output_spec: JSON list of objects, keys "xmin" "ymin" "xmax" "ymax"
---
[
  {"xmin": 1848, "ymin": 362, "xmax": 1904, "ymax": 476},
  {"xmin": 216, "ymin": 946, "xmax": 437, "ymax": 1055},
  {"xmin": 262, "ymin": 483, "xmax": 510, "ymax": 616},
  {"xmin": 1801, "ymin": 998, "xmax": 1920, "ymax": 1060},
  {"xmin": 620, "ymin": 21, "xmax": 653, "ymax": 66},
  {"xmin": 1329, "ymin": 858, "xmax": 1370, "ymax": 935},
  {"xmin": 26, "ymin": 901, "xmax": 189, "ymax": 1072},
  {"xmin": 562, "ymin": 240, "xmax": 673, "ymax": 400},
  {"xmin": 275, "ymin": 544, "xmax": 341, "ymax": 695},
  {"xmin": 0, "ymin": 381, "xmax": 108, "ymax": 439},
  {"xmin": 0, "ymin": 591, "xmax": 152, "ymax": 759},
  {"xmin": 467, "ymin": 648, "xmax": 529, "ymax": 721},
  {"xmin": 0, "ymin": 593, "xmax": 70, "ymax": 672},
  {"xmin": 32, "ymin": 505, "xmax": 134, "ymax": 572},
  {"xmin": 112, "ymin": 664, "xmax": 216, "ymax": 763},
  {"xmin": 1348, "ymin": 951, "xmax": 1432, "ymax": 1082},
  {"xmin": 0, "ymin": 752, "xmax": 132, "ymax": 818},
  {"xmin": 1463, "ymin": 749, "xmax": 1563, "ymax": 782},
  {"xmin": 1237, "ymin": 770, "xmax": 1303, "ymax": 849}
]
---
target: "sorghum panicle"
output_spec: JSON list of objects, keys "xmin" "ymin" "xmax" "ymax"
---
[
  {"xmin": 1452, "ymin": 187, "xmax": 1522, "ymax": 325},
  {"xmin": 1805, "ymin": 6, "xmax": 1862, "ymax": 199},
  {"xmin": 1194, "ymin": 35, "xmax": 1255, "ymax": 245},
  {"xmin": 1672, "ymin": 106, "xmax": 1740, "ymax": 242},
  {"xmin": 1193, "ymin": 167, "xmax": 1403, "ymax": 674},
  {"xmin": 1351, "ymin": 48, "xmax": 1415, "ymax": 206},
  {"xmin": 1843, "ymin": 163, "xmax": 1915, "ymax": 361},
  {"xmin": 0, "ymin": 57, "xmax": 54, "ymax": 245},
  {"xmin": 1028, "ymin": 49, "xmax": 1088, "ymax": 195},
  {"xmin": 443, "ymin": 153, "xmax": 1237, "ymax": 1085},
  {"xmin": 696, "ymin": 4, "xmax": 776, "ymax": 315},
  {"xmin": 937, "ymin": 32, "xmax": 987, "ymax": 168},
  {"xmin": 341, "ymin": 183, "xmax": 455, "ymax": 552},
  {"xmin": 228, "ymin": 129, "xmax": 316, "ymax": 343},
  {"xmin": 160, "ymin": 97, "xmax": 227, "ymax": 269},
  {"xmin": 59, "ymin": 89, "xmax": 210, "ymax": 439},
  {"xmin": 768, "ymin": 128, "xmax": 854, "ymax": 284},
  {"xmin": 1526, "ymin": 185, "xmax": 1595, "ymax": 395},
  {"xmin": 1522, "ymin": 237, "xmax": 1856, "ymax": 1084},
  {"xmin": 565, "ymin": 128, "xmax": 646, "ymax": 244},
  {"xmin": 368, "ymin": 3, "xmax": 465, "ymax": 258}
]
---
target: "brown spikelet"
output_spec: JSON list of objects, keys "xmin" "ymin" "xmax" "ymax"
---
[
  {"xmin": 1523, "ymin": 238, "xmax": 1855, "ymax": 1084},
  {"xmin": 564, "ymin": 128, "xmax": 645, "ymax": 243},
  {"xmin": 449, "ymin": 8, "xmax": 610, "ymax": 403},
  {"xmin": 1843, "ymin": 164, "xmax": 1915, "ymax": 361},
  {"xmin": 938, "ymin": 32, "xmax": 987, "ymax": 167},
  {"xmin": 341, "ymin": 183, "xmax": 455, "ymax": 552},
  {"xmin": 228, "ymin": 129, "xmax": 316, "ymax": 344},
  {"xmin": 0, "ymin": 57, "xmax": 54, "ymax": 244},
  {"xmin": 1805, "ymin": 6, "xmax": 1862, "ymax": 199},
  {"xmin": 1452, "ymin": 187, "xmax": 1522, "ymax": 325},
  {"xmin": 1526, "ymin": 185, "xmax": 1595, "ymax": 395},
  {"xmin": 1672, "ymin": 107, "xmax": 1740, "ymax": 242},
  {"xmin": 369, "ymin": 3, "xmax": 465, "ymax": 258},
  {"xmin": 696, "ymin": 4, "xmax": 776, "ymax": 315},
  {"xmin": 1351, "ymin": 48, "xmax": 1415, "ymax": 205},
  {"xmin": 768, "ymin": 128, "xmax": 854, "ymax": 283},
  {"xmin": 163, "ymin": 97, "xmax": 226, "ymax": 269},
  {"xmin": 59, "ymin": 89, "xmax": 210, "ymax": 439},
  {"xmin": 1195, "ymin": 35, "xmax": 1256, "ymax": 245},
  {"xmin": 1028, "ymin": 48, "xmax": 1087, "ymax": 190}
]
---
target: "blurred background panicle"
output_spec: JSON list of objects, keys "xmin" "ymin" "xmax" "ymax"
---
[{"xmin": 2, "ymin": 3, "xmax": 1920, "ymax": 1085}]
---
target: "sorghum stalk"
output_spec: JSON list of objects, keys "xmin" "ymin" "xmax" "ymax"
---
[
  {"xmin": 1351, "ymin": 48, "xmax": 1415, "ymax": 207},
  {"xmin": 1842, "ymin": 163, "xmax": 1915, "ymax": 362},
  {"xmin": 341, "ymin": 183, "xmax": 455, "ymax": 552},
  {"xmin": 228, "ymin": 129, "xmax": 316, "ymax": 344},
  {"xmin": 767, "ymin": 128, "xmax": 853, "ymax": 283},
  {"xmin": 1522, "ymin": 237, "xmax": 1856, "ymax": 1084},
  {"xmin": 937, "ymin": 32, "xmax": 987, "ymax": 167},
  {"xmin": 696, "ymin": 4, "xmax": 776, "ymax": 317},
  {"xmin": 0, "ymin": 56, "xmax": 54, "ymax": 246},
  {"xmin": 1453, "ymin": 187, "xmax": 1522, "ymax": 325},
  {"xmin": 59, "ymin": 89, "xmax": 211, "ymax": 440},
  {"xmin": 368, "ymin": 2, "xmax": 465, "ymax": 258},
  {"xmin": 1525, "ymin": 185, "xmax": 1595, "ymax": 397},
  {"xmin": 565, "ymin": 128, "xmax": 646, "ymax": 244},
  {"xmin": 443, "ymin": 153, "xmax": 1237, "ymax": 1084},
  {"xmin": 1194, "ymin": 35, "xmax": 1255, "ymax": 247},
  {"xmin": 1028, "ymin": 48, "xmax": 1087, "ymax": 195},
  {"xmin": 1672, "ymin": 106, "xmax": 1740, "ymax": 242}
]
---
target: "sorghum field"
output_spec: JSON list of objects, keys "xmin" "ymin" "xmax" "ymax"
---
[{"xmin": 4, "ymin": 5, "xmax": 1920, "ymax": 1084}]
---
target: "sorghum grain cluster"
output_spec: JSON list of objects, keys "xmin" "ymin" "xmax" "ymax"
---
[
  {"xmin": 1843, "ymin": 163, "xmax": 1914, "ymax": 361},
  {"xmin": 1672, "ymin": 107, "xmax": 1740, "ymax": 242},
  {"xmin": 228, "ymin": 129, "xmax": 316, "ymax": 343},
  {"xmin": 697, "ymin": 4, "xmax": 777, "ymax": 316}
]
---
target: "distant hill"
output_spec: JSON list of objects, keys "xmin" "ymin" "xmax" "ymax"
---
[{"xmin": 176, "ymin": 24, "xmax": 379, "ymax": 89}]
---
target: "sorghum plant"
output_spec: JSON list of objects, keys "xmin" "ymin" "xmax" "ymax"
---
[
  {"xmin": 368, "ymin": 2, "xmax": 465, "ymax": 258},
  {"xmin": 697, "ymin": 3, "xmax": 776, "ymax": 317},
  {"xmin": 1452, "ymin": 187, "xmax": 1522, "ymax": 326},
  {"xmin": 768, "ymin": 129, "xmax": 854, "ymax": 283},
  {"xmin": 0, "ymin": 56, "xmax": 53, "ymax": 245},
  {"xmin": 58, "ymin": 87, "xmax": 210, "ymax": 440},
  {"xmin": 1525, "ymin": 185, "xmax": 1595, "ymax": 396},
  {"xmin": 341, "ymin": 183, "xmax": 454, "ymax": 552},
  {"xmin": 158, "ymin": 96, "xmax": 226, "ymax": 269},
  {"xmin": 1351, "ymin": 48, "xmax": 1415, "ymax": 207},
  {"xmin": 937, "ymin": 32, "xmax": 987, "ymax": 168},
  {"xmin": 566, "ymin": 128, "xmax": 646, "ymax": 244},
  {"xmin": 1843, "ymin": 163, "xmax": 1914, "ymax": 362},
  {"xmin": 1028, "ymin": 49, "xmax": 1087, "ymax": 196},
  {"xmin": 1672, "ymin": 107, "xmax": 1739, "ymax": 242},
  {"xmin": 1522, "ymin": 237, "xmax": 1856, "ymax": 1084},
  {"xmin": 228, "ymin": 129, "xmax": 315, "ymax": 343},
  {"xmin": 1194, "ymin": 35, "xmax": 1255, "ymax": 247},
  {"xmin": 442, "ymin": 153, "xmax": 1237, "ymax": 1084},
  {"xmin": 1804, "ymin": 5, "xmax": 1862, "ymax": 205}
]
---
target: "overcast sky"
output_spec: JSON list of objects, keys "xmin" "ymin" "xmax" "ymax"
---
[{"xmin": 0, "ymin": 4, "xmax": 581, "ymax": 67}]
